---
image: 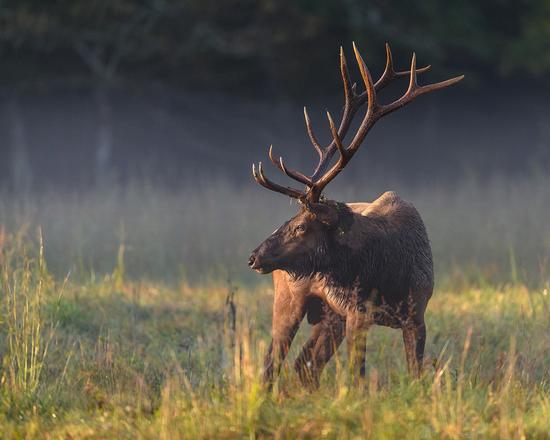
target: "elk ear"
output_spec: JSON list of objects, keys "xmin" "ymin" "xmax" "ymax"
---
[{"xmin": 305, "ymin": 202, "xmax": 339, "ymax": 225}]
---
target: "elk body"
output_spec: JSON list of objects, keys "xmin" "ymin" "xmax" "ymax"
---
[{"xmin": 249, "ymin": 43, "xmax": 463, "ymax": 388}]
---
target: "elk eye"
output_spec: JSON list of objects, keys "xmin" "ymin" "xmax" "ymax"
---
[{"xmin": 295, "ymin": 224, "xmax": 306, "ymax": 233}]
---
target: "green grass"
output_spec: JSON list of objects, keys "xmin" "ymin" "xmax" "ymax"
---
[{"xmin": 0, "ymin": 231, "xmax": 549, "ymax": 439}]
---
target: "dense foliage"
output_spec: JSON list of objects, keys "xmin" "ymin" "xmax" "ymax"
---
[{"xmin": 0, "ymin": 0, "xmax": 549, "ymax": 92}]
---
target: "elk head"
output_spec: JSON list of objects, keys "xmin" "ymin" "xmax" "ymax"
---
[{"xmin": 248, "ymin": 43, "xmax": 463, "ymax": 275}]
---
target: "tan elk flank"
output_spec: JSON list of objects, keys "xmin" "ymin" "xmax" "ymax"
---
[{"xmin": 248, "ymin": 43, "xmax": 463, "ymax": 389}]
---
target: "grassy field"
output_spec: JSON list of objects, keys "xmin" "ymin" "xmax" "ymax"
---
[
  {"xmin": 0, "ymin": 229, "xmax": 549, "ymax": 438},
  {"xmin": 0, "ymin": 177, "xmax": 549, "ymax": 438}
]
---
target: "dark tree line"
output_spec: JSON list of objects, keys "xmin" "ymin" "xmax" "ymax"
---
[
  {"xmin": 0, "ymin": 0, "xmax": 549, "ymax": 94},
  {"xmin": 0, "ymin": 0, "xmax": 549, "ymax": 191}
]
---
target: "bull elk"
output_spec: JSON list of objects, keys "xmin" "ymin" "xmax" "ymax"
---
[{"xmin": 249, "ymin": 43, "xmax": 463, "ymax": 389}]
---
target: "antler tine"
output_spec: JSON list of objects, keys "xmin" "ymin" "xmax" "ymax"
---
[
  {"xmin": 408, "ymin": 52, "xmax": 418, "ymax": 91},
  {"xmin": 252, "ymin": 162, "xmax": 305, "ymax": 199},
  {"xmin": 379, "ymin": 52, "xmax": 464, "ymax": 117},
  {"xmin": 340, "ymin": 46, "xmax": 354, "ymax": 104},
  {"xmin": 303, "ymin": 107, "xmax": 323, "ymax": 159},
  {"xmin": 374, "ymin": 43, "xmax": 431, "ymax": 90},
  {"xmin": 353, "ymin": 42, "xmax": 377, "ymax": 115},
  {"xmin": 326, "ymin": 111, "xmax": 347, "ymax": 159},
  {"xmin": 268, "ymin": 145, "xmax": 313, "ymax": 186}
]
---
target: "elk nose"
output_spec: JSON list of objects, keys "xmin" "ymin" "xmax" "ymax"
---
[{"xmin": 248, "ymin": 254, "xmax": 257, "ymax": 268}]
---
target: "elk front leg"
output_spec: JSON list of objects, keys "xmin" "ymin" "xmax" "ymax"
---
[
  {"xmin": 402, "ymin": 320, "xmax": 426, "ymax": 377},
  {"xmin": 262, "ymin": 288, "xmax": 306, "ymax": 390},
  {"xmin": 294, "ymin": 306, "xmax": 346, "ymax": 390}
]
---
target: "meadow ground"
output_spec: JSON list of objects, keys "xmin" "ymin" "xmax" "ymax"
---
[
  {"xmin": 0, "ymin": 233, "xmax": 549, "ymax": 438},
  {"xmin": 0, "ymin": 176, "xmax": 549, "ymax": 438}
]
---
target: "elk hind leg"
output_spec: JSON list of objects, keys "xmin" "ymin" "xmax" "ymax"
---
[
  {"xmin": 402, "ymin": 321, "xmax": 426, "ymax": 377},
  {"xmin": 294, "ymin": 305, "xmax": 345, "ymax": 390}
]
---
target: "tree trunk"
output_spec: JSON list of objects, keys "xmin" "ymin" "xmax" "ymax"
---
[
  {"xmin": 94, "ymin": 83, "xmax": 114, "ymax": 185},
  {"xmin": 6, "ymin": 92, "xmax": 32, "ymax": 193}
]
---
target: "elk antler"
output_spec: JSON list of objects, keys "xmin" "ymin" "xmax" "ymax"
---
[{"xmin": 253, "ymin": 42, "xmax": 464, "ymax": 202}]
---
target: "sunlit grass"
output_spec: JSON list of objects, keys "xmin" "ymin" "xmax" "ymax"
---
[
  {"xmin": 0, "ymin": 232, "xmax": 549, "ymax": 438},
  {"xmin": 0, "ymin": 228, "xmax": 60, "ymax": 399}
]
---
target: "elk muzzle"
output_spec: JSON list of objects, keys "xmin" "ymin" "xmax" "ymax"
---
[
  {"xmin": 248, "ymin": 251, "xmax": 272, "ymax": 274},
  {"xmin": 248, "ymin": 237, "xmax": 282, "ymax": 274}
]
